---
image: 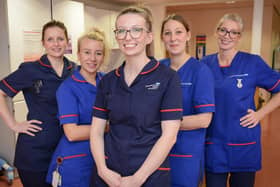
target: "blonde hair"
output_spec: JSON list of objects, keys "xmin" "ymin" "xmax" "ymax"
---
[
  {"xmin": 77, "ymin": 28, "xmax": 109, "ymax": 67},
  {"xmin": 217, "ymin": 13, "xmax": 244, "ymax": 32}
]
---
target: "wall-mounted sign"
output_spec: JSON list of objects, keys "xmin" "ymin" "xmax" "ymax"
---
[{"xmin": 195, "ymin": 35, "xmax": 206, "ymax": 60}]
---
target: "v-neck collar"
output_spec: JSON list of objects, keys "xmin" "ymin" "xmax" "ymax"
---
[
  {"xmin": 115, "ymin": 57, "xmax": 159, "ymax": 88},
  {"xmin": 71, "ymin": 68, "xmax": 101, "ymax": 86},
  {"xmin": 216, "ymin": 51, "xmax": 240, "ymax": 77},
  {"xmin": 38, "ymin": 54, "xmax": 74, "ymax": 79},
  {"xmin": 115, "ymin": 57, "xmax": 159, "ymax": 77}
]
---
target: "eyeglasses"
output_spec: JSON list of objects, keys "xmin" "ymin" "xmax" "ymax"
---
[
  {"xmin": 114, "ymin": 27, "xmax": 149, "ymax": 40},
  {"xmin": 217, "ymin": 27, "xmax": 241, "ymax": 39}
]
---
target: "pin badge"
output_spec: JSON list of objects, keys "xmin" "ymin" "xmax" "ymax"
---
[{"xmin": 237, "ymin": 79, "xmax": 243, "ymax": 88}]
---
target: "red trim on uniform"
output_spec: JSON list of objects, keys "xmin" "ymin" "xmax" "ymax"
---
[
  {"xmin": 71, "ymin": 75, "xmax": 87, "ymax": 83},
  {"xmin": 38, "ymin": 60, "xmax": 52, "ymax": 68},
  {"xmin": 2, "ymin": 80, "xmax": 18, "ymax": 93},
  {"xmin": 158, "ymin": 167, "xmax": 171, "ymax": 171},
  {"xmin": 160, "ymin": 108, "xmax": 183, "ymax": 112},
  {"xmin": 105, "ymin": 156, "xmax": 108, "ymax": 159},
  {"xmin": 60, "ymin": 114, "xmax": 78, "ymax": 119},
  {"xmin": 268, "ymin": 79, "xmax": 280, "ymax": 91},
  {"xmin": 93, "ymin": 106, "xmax": 109, "ymax": 112},
  {"xmin": 169, "ymin": 154, "xmax": 193, "ymax": 158},
  {"xmin": 140, "ymin": 62, "xmax": 160, "ymax": 75},
  {"xmin": 63, "ymin": 153, "xmax": 87, "ymax": 160},
  {"xmin": 115, "ymin": 68, "xmax": 121, "ymax": 77},
  {"xmin": 205, "ymin": 142, "xmax": 214, "ymax": 144},
  {"xmin": 227, "ymin": 142, "xmax": 256, "ymax": 146},
  {"xmin": 67, "ymin": 63, "xmax": 73, "ymax": 70},
  {"xmin": 194, "ymin": 104, "xmax": 215, "ymax": 108}
]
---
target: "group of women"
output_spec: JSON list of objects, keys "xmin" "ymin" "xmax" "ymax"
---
[{"xmin": 0, "ymin": 5, "xmax": 279, "ymax": 187}]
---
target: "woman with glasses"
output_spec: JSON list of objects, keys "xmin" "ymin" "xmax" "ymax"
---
[
  {"xmin": 90, "ymin": 6, "xmax": 182, "ymax": 187},
  {"xmin": 201, "ymin": 13, "xmax": 280, "ymax": 187},
  {"xmin": 46, "ymin": 28, "xmax": 106, "ymax": 187},
  {"xmin": 0, "ymin": 20, "xmax": 75, "ymax": 187},
  {"xmin": 160, "ymin": 14, "xmax": 215, "ymax": 187}
]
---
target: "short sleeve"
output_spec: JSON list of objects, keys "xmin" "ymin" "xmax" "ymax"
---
[
  {"xmin": 56, "ymin": 82, "xmax": 79, "ymax": 125},
  {"xmin": 160, "ymin": 72, "xmax": 183, "ymax": 121},
  {"xmin": 255, "ymin": 55, "xmax": 280, "ymax": 93},
  {"xmin": 92, "ymin": 78, "xmax": 109, "ymax": 120},
  {"xmin": 0, "ymin": 63, "xmax": 33, "ymax": 97},
  {"xmin": 193, "ymin": 64, "xmax": 215, "ymax": 113}
]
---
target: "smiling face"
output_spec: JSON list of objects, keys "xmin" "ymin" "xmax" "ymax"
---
[
  {"xmin": 162, "ymin": 19, "xmax": 190, "ymax": 57},
  {"xmin": 78, "ymin": 38, "xmax": 104, "ymax": 75},
  {"xmin": 216, "ymin": 19, "xmax": 242, "ymax": 52},
  {"xmin": 115, "ymin": 13, "xmax": 153, "ymax": 58},
  {"xmin": 42, "ymin": 26, "xmax": 68, "ymax": 60}
]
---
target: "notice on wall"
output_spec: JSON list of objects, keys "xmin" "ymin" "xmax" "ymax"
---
[
  {"xmin": 195, "ymin": 35, "xmax": 206, "ymax": 60},
  {"xmin": 23, "ymin": 29, "xmax": 43, "ymax": 62}
]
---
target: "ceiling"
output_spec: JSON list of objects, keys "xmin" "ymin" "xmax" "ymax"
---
[{"xmin": 78, "ymin": 0, "xmax": 279, "ymax": 13}]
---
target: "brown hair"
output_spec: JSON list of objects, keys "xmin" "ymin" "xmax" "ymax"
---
[
  {"xmin": 41, "ymin": 20, "xmax": 68, "ymax": 41},
  {"xmin": 161, "ymin": 13, "xmax": 190, "ymax": 36},
  {"xmin": 161, "ymin": 13, "xmax": 190, "ymax": 53}
]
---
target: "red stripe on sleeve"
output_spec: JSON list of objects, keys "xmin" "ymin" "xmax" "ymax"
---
[
  {"xmin": 93, "ymin": 106, "xmax": 109, "ymax": 112},
  {"xmin": 157, "ymin": 167, "xmax": 170, "ymax": 171},
  {"xmin": 268, "ymin": 80, "xmax": 280, "ymax": 91},
  {"xmin": 194, "ymin": 104, "xmax": 215, "ymax": 108},
  {"xmin": 169, "ymin": 154, "xmax": 193, "ymax": 158},
  {"xmin": 2, "ymin": 80, "xmax": 18, "ymax": 93},
  {"xmin": 160, "ymin": 108, "xmax": 183, "ymax": 112},
  {"xmin": 59, "ymin": 114, "xmax": 78, "ymax": 119}
]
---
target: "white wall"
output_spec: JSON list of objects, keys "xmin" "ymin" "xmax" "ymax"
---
[
  {"xmin": 5, "ymin": 0, "xmax": 85, "ymax": 160},
  {"xmin": 53, "ymin": 0, "xmax": 85, "ymax": 62},
  {"xmin": 84, "ymin": 6, "xmax": 124, "ymax": 71},
  {"xmin": 0, "ymin": 0, "xmax": 16, "ymax": 165}
]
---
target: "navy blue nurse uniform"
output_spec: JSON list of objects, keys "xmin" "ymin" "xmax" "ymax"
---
[
  {"xmin": 0, "ymin": 55, "xmax": 75, "ymax": 172},
  {"xmin": 201, "ymin": 51, "xmax": 280, "ymax": 173},
  {"xmin": 46, "ymin": 69, "xmax": 103, "ymax": 187},
  {"xmin": 92, "ymin": 57, "xmax": 183, "ymax": 187},
  {"xmin": 161, "ymin": 57, "xmax": 215, "ymax": 187}
]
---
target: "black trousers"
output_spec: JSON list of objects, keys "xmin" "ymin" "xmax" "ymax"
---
[
  {"xmin": 17, "ymin": 169, "xmax": 52, "ymax": 187},
  {"xmin": 206, "ymin": 171, "xmax": 256, "ymax": 187}
]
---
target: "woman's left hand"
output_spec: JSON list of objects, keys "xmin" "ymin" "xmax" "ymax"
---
[
  {"xmin": 240, "ymin": 109, "xmax": 262, "ymax": 128},
  {"xmin": 120, "ymin": 175, "xmax": 143, "ymax": 187}
]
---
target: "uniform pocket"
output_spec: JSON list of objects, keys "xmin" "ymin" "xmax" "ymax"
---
[
  {"xmin": 169, "ymin": 154, "xmax": 194, "ymax": 186},
  {"xmin": 59, "ymin": 154, "xmax": 92, "ymax": 186},
  {"xmin": 228, "ymin": 141, "xmax": 261, "ymax": 170},
  {"xmin": 205, "ymin": 142, "xmax": 228, "ymax": 172}
]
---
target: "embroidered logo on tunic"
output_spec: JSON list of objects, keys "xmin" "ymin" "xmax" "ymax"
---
[
  {"xmin": 181, "ymin": 82, "xmax": 192, "ymax": 86},
  {"xmin": 229, "ymin": 73, "xmax": 248, "ymax": 78},
  {"xmin": 145, "ymin": 82, "xmax": 160, "ymax": 90},
  {"xmin": 236, "ymin": 79, "xmax": 243, "ymax": 88},
  {"xmin": 33, "ymin": 80, "xmax": 43, "ymax": 94}
]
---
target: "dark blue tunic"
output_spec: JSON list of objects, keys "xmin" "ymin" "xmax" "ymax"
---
[
  {"xmin": 93, "ymin": 58, "xmax": 183, "ymax": 187},
  {"xmin": 0, "ymin": 55, "xmax": 75, "ymax": 171}
]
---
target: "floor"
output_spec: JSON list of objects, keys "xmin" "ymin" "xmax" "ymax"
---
[{"xmin": 1, "ymin": 108, "xmax": 279, "ymax": 187}]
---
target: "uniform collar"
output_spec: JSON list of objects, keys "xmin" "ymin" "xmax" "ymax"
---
[
  {"xmin": 38, "ymin": 54, "xmax": 73, "ymax": 70},
  {"xmin": 115, "ymin": 57, "xmax": 160, "ymax": 77},
  {"xmin": 71, "ymin": 67, "xmax": 102, "ymax": 84}
]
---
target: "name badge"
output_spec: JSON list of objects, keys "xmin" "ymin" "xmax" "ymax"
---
[{"xmin": 52, "ymin": 170, "xmax": 62, "ymax": 187}]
